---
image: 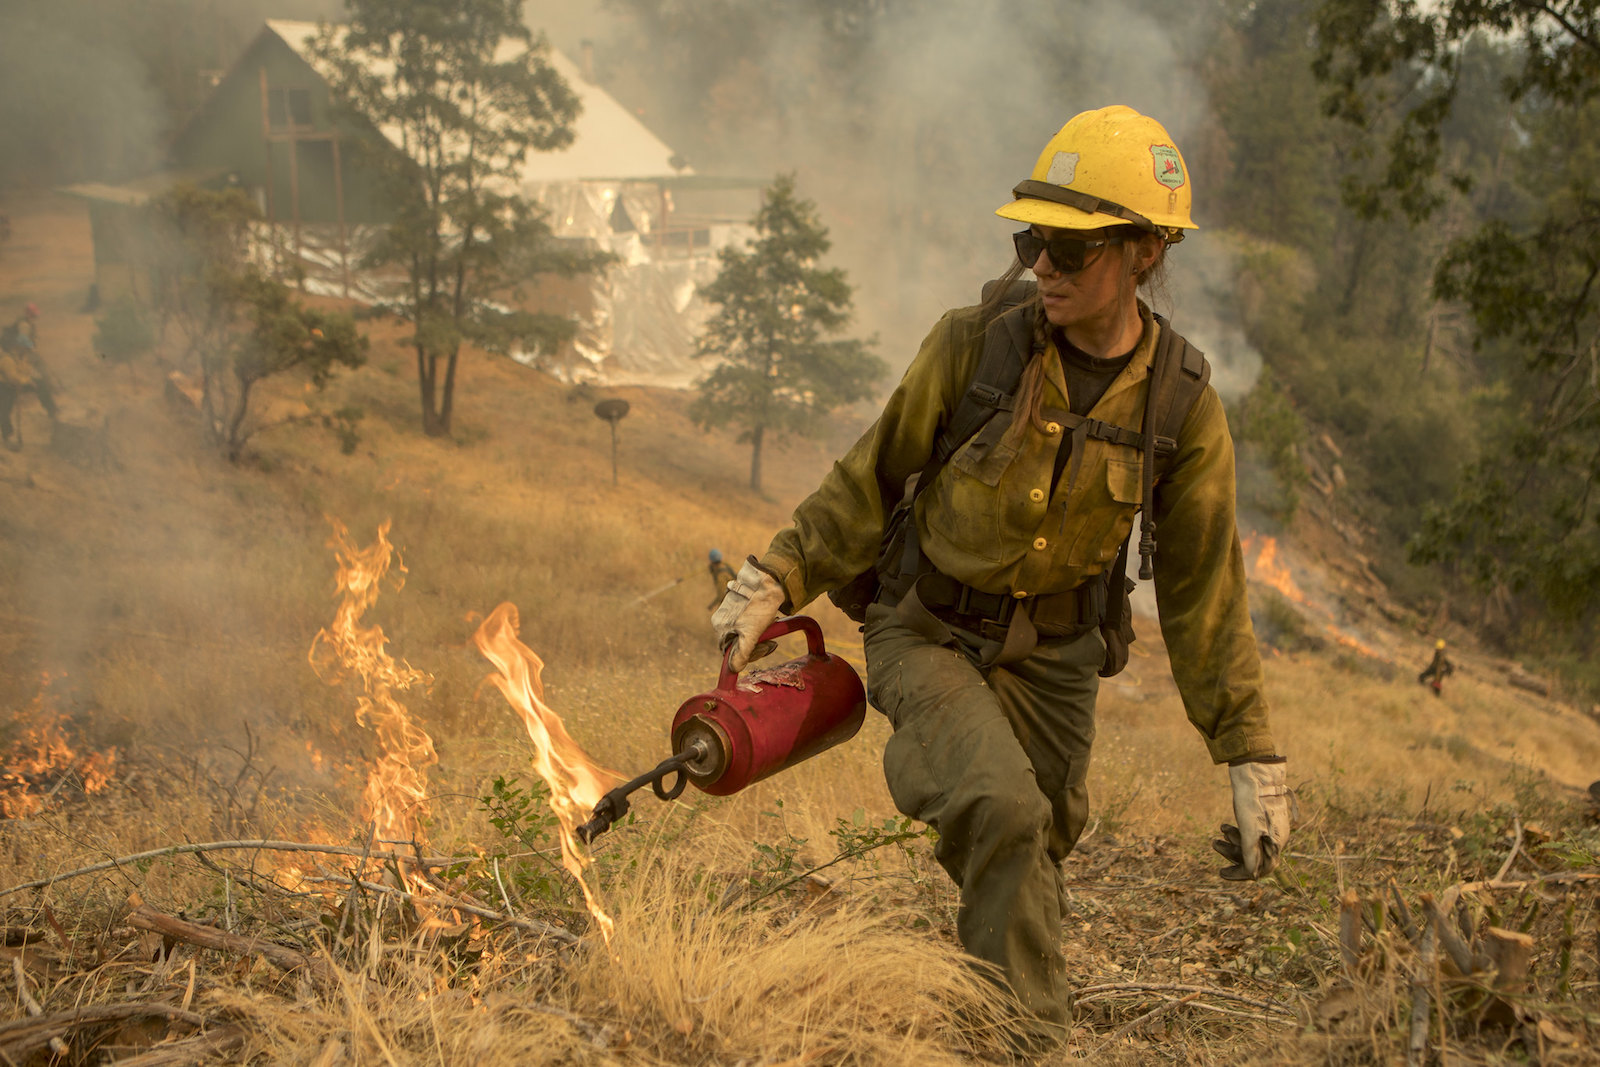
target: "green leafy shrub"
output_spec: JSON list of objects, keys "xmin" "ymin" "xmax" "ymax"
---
[{"xmin": 1230, "ymin": 368, "xmax": 1308, "ymax": 522}]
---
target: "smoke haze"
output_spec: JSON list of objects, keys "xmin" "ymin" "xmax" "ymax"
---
[{"xmin": 533, "ymin": 0, "xmax": 1264, "ymax": 396}]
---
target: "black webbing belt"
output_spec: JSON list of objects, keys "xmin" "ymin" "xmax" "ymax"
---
[{"xmin": 911, "ymin": 572, "xmax": 1106, "ymax": 639}]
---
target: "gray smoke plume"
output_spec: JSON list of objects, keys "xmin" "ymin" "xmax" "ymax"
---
[{"xmin": 533, "ymin": 0, "xmax": 1263, "ymax": 396}]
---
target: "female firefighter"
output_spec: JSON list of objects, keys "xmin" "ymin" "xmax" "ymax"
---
[{"xmin": 712, "ymin": 105, "xmax": 1290, "ymax": 1045}]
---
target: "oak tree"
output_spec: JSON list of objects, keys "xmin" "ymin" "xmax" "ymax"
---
[
  {"xmin": 150, "ymin": 186, "xmax": 366, "ymax": 462},
  {"xmin": 314, "ymin": 0, "xmax": 609, "ymax": 437}
]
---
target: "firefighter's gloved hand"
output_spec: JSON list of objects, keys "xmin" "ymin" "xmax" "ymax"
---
[
  {"xmin": 1213, "ymin": 756, "xmax": 1291, "ymax": 880},
  {"xmin": 710, "ymin": 557, "xmax": 787, "ymax": 672}
]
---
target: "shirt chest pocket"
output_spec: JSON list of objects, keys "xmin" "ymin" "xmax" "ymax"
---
[
  {"xmin": 1067, "ymin": 453, "xmax": 1145, "ymax": 566},
  {"xmin": 948, "ymin": 412, "xmax": 1018, "ymax": 487},
  {"xmin": 1106, "ymin": 457, "xmax": 1142, "ymax": 506}
]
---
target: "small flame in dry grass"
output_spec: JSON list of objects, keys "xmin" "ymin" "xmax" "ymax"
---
[
  {"xmin": 473, "ymin": 602, "xmax": 622, "ymax": 944},
  {"xmin": 1242, "ymin": 534, "xmax": 1308, "ymax": 605},
  {"xmin": 309, "ymin": 519, "xmax": 437, "ymax": 886},
  {"xmin": 0, "ymin": 672, "xmax": 118, "ymax": 818},
  {"xmin": 1243, "ymin": 533, "xmax": 1401, "ymax": 665}
]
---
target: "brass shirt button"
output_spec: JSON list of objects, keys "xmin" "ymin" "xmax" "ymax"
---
[
  {"xmin": 1029, "ymin": 488, "xmax": 1045, "ymax": 503},
  {"xmin": 1045, "ymin": 421, "xmax": 1061, "ymax": 435},
  {"xmin": 1033, "ymin": 537, "xmax": 1048, "ymax": 550}
]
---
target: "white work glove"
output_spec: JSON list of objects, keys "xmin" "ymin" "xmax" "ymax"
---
[
  {"xmin": 710, "ymin": 557, "xmax": 787, "ymax": 671},
  {"xmin": 1213, "ymin": 757, "xmax": 1291, "ymax": 880}
]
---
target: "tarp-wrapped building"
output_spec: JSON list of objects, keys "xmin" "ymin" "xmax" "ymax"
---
[{"xmin": 69, "ymin": 19, "xmax": 759, "ymax": 387}]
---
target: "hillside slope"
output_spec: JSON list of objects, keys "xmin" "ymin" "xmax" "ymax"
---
[{"xmin": 2, "ymin": 191, "xmax": 1597, "ymax": 1065}]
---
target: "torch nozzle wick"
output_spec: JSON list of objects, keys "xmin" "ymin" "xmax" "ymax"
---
[{"xmin": 574, "ymin": 749, "xmax": 697, "ymax": 844}]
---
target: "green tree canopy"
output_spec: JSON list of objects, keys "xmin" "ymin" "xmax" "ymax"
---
[
  {"xmin": 691, "ymin": 174, "xmax": 884, "ymax": 492},
  {"xmin": 314, "ymin": 0, "xmax": 609, "ymax": 437},
  {"xmin": 1313, "ymin": 0, "xmax": 1600, "ymax": 634}
]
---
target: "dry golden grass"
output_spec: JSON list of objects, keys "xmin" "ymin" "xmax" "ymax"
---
[{"xmin": 2, "ymin": 191, "xmax": 1598, "ymax": 1065}]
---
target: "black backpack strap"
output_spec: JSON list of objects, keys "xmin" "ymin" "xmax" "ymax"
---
[
  {"xmin": 1147, "ymin": 314, "xmax": 1211, "ymax": 478},
  {"xmin": 1136, "ymin": 315, "xmax": 1211, "ymax": 579},
  {"xmin": 893, "ymin": 298, "xmax": 1036, "ymax": 580},
  {"xmin": 930, "ymin": 303, "xmax": 1033, "ymax": 465}
]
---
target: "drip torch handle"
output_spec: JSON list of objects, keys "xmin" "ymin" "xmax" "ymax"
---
[{"xmin": 718, "ymin": 615, "xmax": 824, "ymax": 689}]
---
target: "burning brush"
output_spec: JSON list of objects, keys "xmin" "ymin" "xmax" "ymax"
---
[{"xmin": 0, "ymin": 672, "xmax": 118, "ymax": 819}]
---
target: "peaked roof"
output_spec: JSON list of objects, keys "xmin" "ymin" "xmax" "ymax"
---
[{"xmin": 263, "ymin": 19, "xmax": 689, "ymax": 184}]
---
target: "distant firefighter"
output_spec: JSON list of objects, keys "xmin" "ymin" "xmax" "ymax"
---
[
  {"xmin": 707, "ymin": 548, "xmax": 738, "ymax": 610},
  {"xmin": 1417, "ymin": 639, "xmax": 1454, "ymax": 697},
  {"xmin": 0, "ymin": 302, "xmax": 57, "ymax": 450}
]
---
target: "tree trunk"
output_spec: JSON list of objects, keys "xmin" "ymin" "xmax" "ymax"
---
[
  {"xmin": 437, "ymin": 344, "xmax": 461, "ymax": 436},
  {"xmin": 749, "ymin": 423, "xmax": 764, "ymax": 492},
  {"xmin": 224, "ymin": 376, "xmax": 255, "ymax": 463},
  {"xmin": 418, "ymin": 343, "xmax": 447, "ymax": 437}
]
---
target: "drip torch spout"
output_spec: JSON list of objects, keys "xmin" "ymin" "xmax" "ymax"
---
[{"xmin": 575, "ymin": 738, "xmax": 709, "ymax": 843}]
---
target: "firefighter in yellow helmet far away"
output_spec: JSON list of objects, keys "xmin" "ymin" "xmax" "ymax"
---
[
  {"xmin": 1418, "ymin": 638, "xmax": 1454, "ymax": 697},
  {"xmin": 711, "ymin": 104, "xmax": 1288, "ymax": 1053}
]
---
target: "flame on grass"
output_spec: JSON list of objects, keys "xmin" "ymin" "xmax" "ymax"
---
[
  {"xmin": 0, "ymin": 672, "xmax": 118, "ymax": 818},
  {"xmin": 473, "ymin": 602, "xmax": 622, "ymax": 944},
  {"xmin": 1242, "ymin": 534, "xmax": 1308, "ymax": 605},
  {"xmin": 1243, "ymin": 533, "xmax": 1400, "ymax": 665},
  {"xmin": 309, "ymin": 519, "xmax": 437, "ymax": 883}
]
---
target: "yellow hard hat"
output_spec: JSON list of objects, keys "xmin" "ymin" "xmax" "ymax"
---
[
  {"xmin": 1436, "ymin": 639, "xmax": 1447, "ymax": 649},
  {"xmin": 996, "ymin": 105, "xmax": 1197, "ymax": 240}
]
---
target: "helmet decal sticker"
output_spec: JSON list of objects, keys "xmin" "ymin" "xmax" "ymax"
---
[
  {"xmin": 1046, "ymin": 151, "xmax": 1080, "ymax": 186},
  {"xmin": 1151, "ymin": 145, "xmax": 1185, "ymax": 190}
]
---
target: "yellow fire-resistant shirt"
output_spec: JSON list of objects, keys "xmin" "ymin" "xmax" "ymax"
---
[{"xmin": 760, "ymin": 301, "xmax": 1276, "ymax": 764}]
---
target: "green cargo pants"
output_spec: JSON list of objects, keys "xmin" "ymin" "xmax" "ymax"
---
[{"xmin": 863, "ymin": 601, "xmax": 1100, "ymax": 1033}]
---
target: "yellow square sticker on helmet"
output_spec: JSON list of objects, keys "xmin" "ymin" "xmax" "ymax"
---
[
  {"xmin": 1045, "ymin": 151, "xmax": 1079, "ymax": 186},
  {"xmin": 1151, "ymin": 145, "xmax": 1185, "ymax": 190}
]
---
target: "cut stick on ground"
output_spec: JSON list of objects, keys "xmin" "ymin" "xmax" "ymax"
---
[
  {"xmin": 1485, "ymin": 927, "xmax": 1534, "ymax": 993},
  {"xmin": 1421, "ymin": 893, "xmax": 1477, "ymax": 976},
  {"xmin": 1088, "ymin": 991, "xmax": 1203, "ymax": 1057},
  {"xmin": 1073, "ymin": 982, "xmax": 1295, "ymax": 1017},
  {"xmin": 125, "ymin": 902, "xmax": 335, "ymax": 985},
  {"xmin": 1388, "ymin": 879, "xmax": 1419, "ymax": 943},
  {"xmin": 0, "ymin": 1003, "xmax": 207, "ymax": 1060},
  {"xmin": 1492, "ymin": 816, "xmax": 1523, "ymax": 885},
  {"xmin": 9, "ymin": 956, "xmax": 68, "ymax": 1057},
  {"xmin": 1456, "ymin": 871, "xmax": 1600, "ymax": 893},
  {"xmin": 1480, "ymin": 925, "xmax": 1535, "ymax": 1026},
  {"xmin": 1339, "ymin": 889, "xmax": 1363, "ymax": 972},
  {"xmin": 1408, "ymin": 922, "xmax": 1436, "ymax": 1066},
  {"xmin": 108, "ymin": 1026, "xmax": 247, "ymax": 1067},
  {"xmin": 0, "ymin": 840, "xmax": 464, "ymax": 898}
]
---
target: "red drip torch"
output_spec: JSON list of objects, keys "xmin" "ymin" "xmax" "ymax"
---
[{"xmin": 577, "ymin": 616, "xmax": 866, "ymax": 842}]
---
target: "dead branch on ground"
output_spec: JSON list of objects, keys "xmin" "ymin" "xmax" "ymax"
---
[
  {"xmin": 125, "ymin": 900, "xmax": 335, "ymax": 985},
  {"xmin": 0, "ymin": 839, "xmax": 467, "ymax": 898}
]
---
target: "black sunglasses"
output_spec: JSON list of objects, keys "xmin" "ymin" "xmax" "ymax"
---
[{"xmin": 1012, "ymin": 229, "xmax": 1125, "ymax": 273}]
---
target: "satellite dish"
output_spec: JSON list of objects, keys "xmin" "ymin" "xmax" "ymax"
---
[{"xmin": 592, "ymin": 399, "xmax": 630, "ymax": 484}]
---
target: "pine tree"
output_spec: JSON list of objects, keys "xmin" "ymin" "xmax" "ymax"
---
[
  {"xmin": 314, "ymin": 0, "xmax": 610, "ymax": 438},
  {"xmin": 691, "ymin": 175, "xmax": 883, "ymax": 492}
]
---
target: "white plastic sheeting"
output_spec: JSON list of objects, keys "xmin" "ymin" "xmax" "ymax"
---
[
  {"xmin": 513, "ymin": 218, "xmax": 752, "ymax": 388},
  {"xmin": 530, "ymin": 181, "xmax": 664, "ymax": 240},
  {"xmin": 249, "ymin": 211, "xmax": 753, "ymax": 390}
]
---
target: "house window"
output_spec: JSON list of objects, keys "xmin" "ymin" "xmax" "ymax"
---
[{"xmin": 267, "ymin": 87, "xmax": 313, "ymax": 130}]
